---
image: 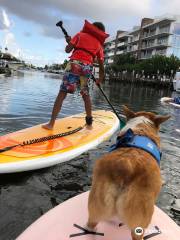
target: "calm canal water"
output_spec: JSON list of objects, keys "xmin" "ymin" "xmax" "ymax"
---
[{"xmin": 0, "ymin": 71, "xmax": 180, "ymax": 239}]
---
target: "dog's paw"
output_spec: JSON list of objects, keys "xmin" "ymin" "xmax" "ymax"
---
[{"xmin": 84, "ymin": 223, "xmax": 97, "ymax": 232}]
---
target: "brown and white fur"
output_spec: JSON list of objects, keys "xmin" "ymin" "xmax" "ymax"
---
[{"xmin": 87, "ymin": 106, "xmax": 170, "ymax": 240}]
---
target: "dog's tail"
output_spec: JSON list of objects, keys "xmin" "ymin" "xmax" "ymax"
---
[
  {"xmin": 94, "ymin": 149, "xmax": 155, "ymax": 187},
  {"xmin": 94, "ymin": 152, "xmax": 134, "ymax": 186}
]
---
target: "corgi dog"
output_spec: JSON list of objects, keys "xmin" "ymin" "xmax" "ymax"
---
[{"xmin": 87, "ymin": 106, "xmax": 170, "ymax": 240}]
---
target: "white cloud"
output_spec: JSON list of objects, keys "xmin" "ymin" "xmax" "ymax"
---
[
  {"xmin": 2, "ymin": 30, "xmax": 57, "ymax": 67},
  {"xmin": 157, "ymin": 0, "xmax": 180, "ymax": 15},
  {"xmin": 3, "ymin": 31, "xmax": 21, "ymax": 57},
  {"xmin": 0, "ymin": 8, "xmax": 11, "ymax": 30},
  {"xmin": 52, "ymin": 0, "xmax": 151, "ymax": 19},
  {"xmin": 1, "ymin": 0, "xmax": 180, "ymax": 38},
  {"xmin": 0, "ymin": 0, "xmax": 152, "ymax": 38}
]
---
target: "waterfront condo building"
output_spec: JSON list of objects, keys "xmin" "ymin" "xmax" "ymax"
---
[{"xmin": 105, "ymin": 14, "xmax": 180, "ymax": 64}]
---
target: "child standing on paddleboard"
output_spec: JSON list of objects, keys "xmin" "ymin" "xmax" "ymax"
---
[{"xmin": 43, "ymin": 20, "xmax": 109, "ymax": 130}]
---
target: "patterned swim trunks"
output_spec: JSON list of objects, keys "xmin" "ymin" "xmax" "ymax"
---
[{"xmin": 60, "ymin": 60, "xmax": 93, "ymax": 95}]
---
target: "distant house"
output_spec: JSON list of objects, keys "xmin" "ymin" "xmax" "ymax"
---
[
  {"xmin": 0, "ymin": 52, "xmax": 23, "ymax": 71},
  {"xmin": 0, "ymin": 52, "xmax": 20, "ymax": 62}
]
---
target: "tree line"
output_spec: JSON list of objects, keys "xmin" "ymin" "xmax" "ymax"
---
[{"xmin": 107, "ymin": 54, "xmax": 180, "ymax": 76}]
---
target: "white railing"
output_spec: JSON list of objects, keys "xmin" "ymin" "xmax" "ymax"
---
[
  {"xmin": 108, "ymin": 59, "xmax": 113, "ymax": 63},
  {"xmin": 132, "ymin": 37, "xmax": 139, "ymax": 42},
  {"xmin": 117, "ymin": 42, "xmax": 125, "ymax": 47},
  {"xmin": 142, "ymin": 44, "xmax": 154, "ymax": 48},
  {"xmin": 142, "ymin": 32, "xmax": 156, "ymax": 38},
  {"xmin": 158, "ymin": 28, "xmax": 170, "ymax": 34},
  {"xmin": 109, "ymin": 44, "xmax": 116, "ymax": 49},
  {"xmin": 140, "ymin": 54, "xmax": 152, "ymax": 59},
  {"xmin": 116, "ymin": 50, "xmax": 124, "ymax": 54},
  {"xmin": 108, "ymin": 52, "xmax": 115, "ymax": 56},
  {"xmin": 157, "ymin": 41, "xmax": 168, "ymax": 45}
]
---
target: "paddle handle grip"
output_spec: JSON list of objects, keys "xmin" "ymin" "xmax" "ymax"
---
[{"xmin": 56, "ymin": 21, "xmax": 69, "ymax": 38}]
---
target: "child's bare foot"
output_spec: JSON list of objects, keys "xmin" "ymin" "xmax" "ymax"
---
[{"xmin": 42, "ymin": 123, "xmax": 54, "ymax": 130}]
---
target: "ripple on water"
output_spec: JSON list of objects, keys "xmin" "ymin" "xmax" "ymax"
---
[{"xmin": 0, "ymin": 73, "xmax": 179, "ymax": 240}]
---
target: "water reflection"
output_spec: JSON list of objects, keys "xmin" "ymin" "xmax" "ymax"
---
[{"xmin": 0, "ymin": 71, "xmax": 179, "ymax": 239}]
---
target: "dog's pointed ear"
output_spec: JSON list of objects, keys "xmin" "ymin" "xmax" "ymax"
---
[
  {"xmin": 153, "ymin": 115, "xmax": 171, "ymax": 127},
  {"xmin": 122, "ymin": 105, "xmax": 135, "ymax": 120}
]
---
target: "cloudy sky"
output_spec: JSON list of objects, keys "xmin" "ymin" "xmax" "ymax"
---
[{"xmin": 0, "ymin": 0, "xmax": 180, "ymax": 66}]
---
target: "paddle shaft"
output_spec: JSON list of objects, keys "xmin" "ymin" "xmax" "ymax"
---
[
  {"xmin": 91, "ymin": 75, "xmax": 123, "ymax": 122},
  {"xmin": 91, "ymin": 76, "xmax": 118, "ymax": 117}
]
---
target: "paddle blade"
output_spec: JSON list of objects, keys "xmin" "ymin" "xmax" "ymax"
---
[{"xmin": 120, "ymin": 119, "xmax": 126, "ymax": 129}]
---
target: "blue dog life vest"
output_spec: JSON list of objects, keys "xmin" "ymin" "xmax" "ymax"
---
[{"xmin": 110, "ymin": 129, "xmax": 161, "ymax": 165}]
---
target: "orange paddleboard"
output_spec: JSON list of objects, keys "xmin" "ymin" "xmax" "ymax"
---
[{"xmin": 0, "ymin": 110, "xmax": 119, "ymax": 173}]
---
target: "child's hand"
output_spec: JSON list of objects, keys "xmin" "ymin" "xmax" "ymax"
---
[
  {"xmin": 65, "ymin": 36, "xmax": 71, "ymax": 43},
  {"xmin": 96, "ymin": 79, "xmax": 101, "ymax": 86}
]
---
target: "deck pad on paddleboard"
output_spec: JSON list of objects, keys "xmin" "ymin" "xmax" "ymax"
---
[
  {"xmin": 0, "ymin": 110, "xmax": 119, "ymax": 173},
  {"xmin": 17, "ymin": 191, "xmax": 180, "ymax": 240}
]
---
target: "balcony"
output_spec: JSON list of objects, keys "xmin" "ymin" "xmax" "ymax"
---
[
  {"xmin": 141, "ymin": 28, "xmax": 171, "ymax": 40},
  {"xmin": 158, "ymin": 27, "xmax": 170, "ymax": 34},
  {"xmin": 131, "ymin": 37, "xmax": 139, "ymax": 43},
  {"xmin": 116, "ymin": 50, "xmax": 124, "ymax": 55},
  {"xmin": 141, "ymin": 40, "xmax": 169, "ymax": 50},
  {"xmin": 142, "ymin": 32, "xmax": 156, "ymax": 39},
  {"xmin": 141, "ymin": 43, "xmax": 155, "ymax": 49},
  {"xmin": 117, "ymin": 42, "xmax": 125, "ymax": 47},
  {"xmin": 107, "ymin": 52, "xmax": 115, "ymax": 57},
  {"xmin": 109, "ymin": 44, "xmax": 116, "ymax": 49},
  {"xmin": 129, "ymin": 46, "xmax": 138, "ymax": 51},
  {"xmin": 140, "ymin": 54, "xmax": 153, "ymax": 59},
  {"xmin": 108, "ymin": 59, "xmax": 113, "ymax": 64},
  {"xmin": 155, "ymin": 50, "xmax": 166, "ymax": 55},
  {"xmin": 157, "ymin": 40, "xmax": 169, "ymax": 46}
]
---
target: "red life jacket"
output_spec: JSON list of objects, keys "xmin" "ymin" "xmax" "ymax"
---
[
  {"xmin": 82, "ymin": 20, "xmax": 109, "ymax": 45},
  {"xmin": 69, "ymin": 20, "xmax": 109, "ymax": 64}
]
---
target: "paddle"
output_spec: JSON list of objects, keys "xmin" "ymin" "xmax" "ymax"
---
[
  {"xmin": 56, "ymin": 21, "xmax": 70, "ymax": 38},
  {"xmin": 0, "ymin": 126, "xmax": 83, "ymax": 153},
  {"xmin": 91, "ymin": 74, "xmax": 126, "ymax": 128},
  {"xmin": 56, "ymin": 20, "xmax": 126, "ymax": 128}
]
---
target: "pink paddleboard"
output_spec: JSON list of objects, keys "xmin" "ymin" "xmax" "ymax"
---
[{"xmin": 17, "ymin": 191, "xmax": 180, "ymax": 240}]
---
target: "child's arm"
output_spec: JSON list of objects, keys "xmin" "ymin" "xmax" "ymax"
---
[
  {"xmin": 96, "ymin": 46, "xmax": 104, "ymax": 85},
  {"xmin": 95, "ymin": 60, "xmax": 104, "ymax": 85},
  {"xmin": 65, "ymin": 36, "xmax": 74, "ymax": 53},
  {"xmin": 65, "ymin": 42, "xmax": 74, "ymax": 53},
  {"xmin": 98, "ymin": 59, "xmax": 104, "ymax": 84},
  {"xmin": 65, "ymin": 33, "xmax": 79, "ymax": 53}
]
